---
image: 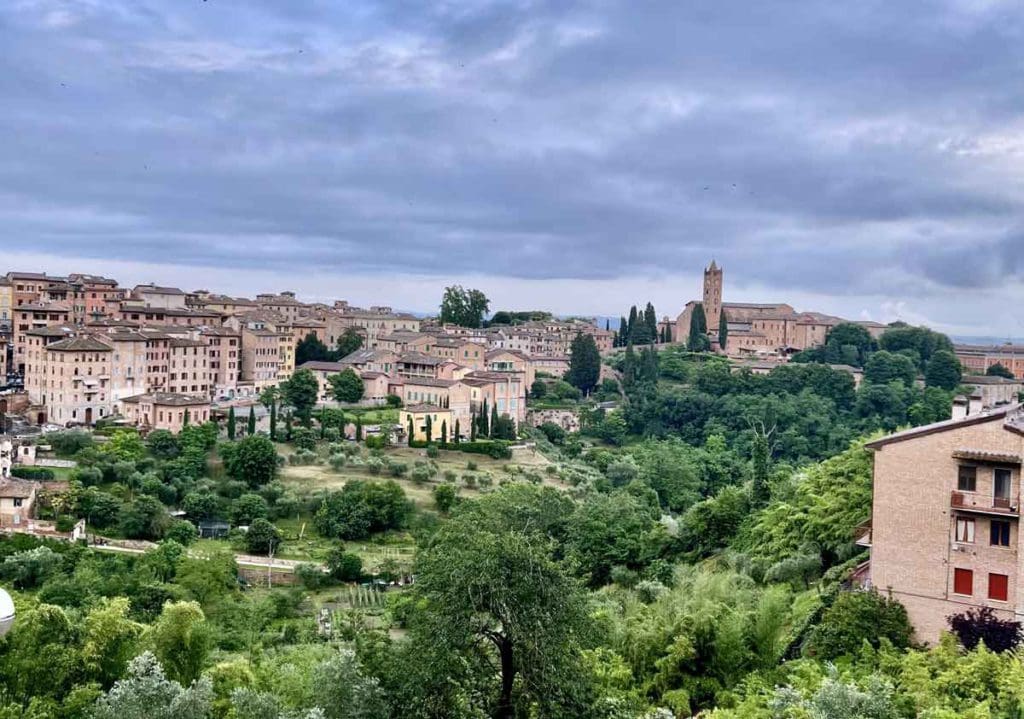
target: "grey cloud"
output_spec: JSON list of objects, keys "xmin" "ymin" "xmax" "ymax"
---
[{"xmin": 1, "ymin": 0, "xmax": 1023, "ymax": 310}]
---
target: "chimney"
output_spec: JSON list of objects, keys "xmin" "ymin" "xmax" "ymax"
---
[
  {"xmin": 969, "ymin": 390, "xmax": 984, "ymax": 416},
  {"xmin": 952, "ymin": 395, "xmax": 968, "ymax": 421}
]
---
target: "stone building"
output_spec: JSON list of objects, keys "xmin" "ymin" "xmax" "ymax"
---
[
  {"xmin": 119, "ymin": 392, "xmax": 211, "ymax": 433},
  {"xmin": 866, "ymin": 402, "xmax": 1024, "ymax": 643}
]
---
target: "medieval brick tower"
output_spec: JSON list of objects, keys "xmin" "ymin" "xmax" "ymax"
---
[{"xmin": 703, "ymin": 260, "xmax": 723, "ymax": 335}]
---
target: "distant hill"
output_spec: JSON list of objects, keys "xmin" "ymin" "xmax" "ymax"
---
[{"xmin": 952, "ymin": 336, "xmax": 1024, "ymax": 346}]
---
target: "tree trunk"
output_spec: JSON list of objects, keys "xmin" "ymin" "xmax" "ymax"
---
[{"xmin": 496, "ymin": 636, "xmax": 515, "ymax": 719}]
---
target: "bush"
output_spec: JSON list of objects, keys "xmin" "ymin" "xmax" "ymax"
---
[
  {"xmin": 466, "ymin": 460, "xmax": 478, "ymax": 471},
  {"xmin": 387, "ymin": 461, "xmax": 408, "ymax": 478},
  {"xmin": 443, "ymin": 470, "xmax": 457, "ymax": 482},
  {"xmin": 47, "ymin": 431, "xmax": 94, "ymax": 457},
  {"xmin": 11, "ymin": 466, "xmax": 55, "ymax": 480},
  {"xmin": 329, "ymin": 454, "xmax": 348, "ymax": 471},
  {"xmin": 425, "ymin": 444, "xmax": 440, "ymax": 459},
  {"xmin": 538, "ymin": 422, "xmax": 566, "ymax": 445},
  {"xmin": 71, "ymin": 465, "xmax": 104, "ymax": 487},
  {"xmin": 291, "ymin": 427, "xmax": 317, "ymax": 451},
  {"xmin": 385, "ymin": 394, "xmax": 403, "ymax": 408},
  {"xmin": 288, "ymin": 448, "xmax": 318, "ymax": 466},
  {"xmin": 55, "ymin": 516, "xmax": 76, "ymax": 532},
  {"xmin": 949, "ymin": 607, "xmax": 1023, "ymax": 653},
  {"xmin": 244, "ymin": 518, "xmax": 282, "ymax": 554},
  {"xmin": 462, "ymin": 474, "xmax": 477, "ymax": 488},
  {"xmin": 295, "ymin": 563, "xmax": 328, "ymax": 590},
  {"xmin": 366, "ymin": 457, "xmax": 385, "ymax": 475},
  {"xmin": 314, "ymin": 480, "xmax": 413, "ymax": 540},
  {"xmin": 433, "ymin": 483, "xmax": 457, "ymax": 512},
  {"xmin": 323, "ymin": 427, "xmax": 340, "ymax": 442},
  {"xmin": 326, "ymin": 546, "xmax": 363, "ymax": 581},
  {"xmin": 410, "ymin": 465, "xmax": 433, "ymax": 485},
  {"xmin": 165, "ymin": 520, "xmax": 199, "ymax": 546},
  {"xmin": 364, "ymin": 435, "xmax": 388, "ymax": 450},
  {"xmin": 805, "ymin": 590, "xmax": 912, "ymax": 659}
]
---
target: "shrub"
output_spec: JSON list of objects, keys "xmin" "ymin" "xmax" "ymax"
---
[
  {"xmin": 55, "ymin": 516, "xmax": 76, "ymax": 532},
  {"xmin": 433, "ymin": 483, "xmax": 457, "ymax": 512},
  {"xmin": 48, "ymin": 431, "xmax": 94, "ymax": 456},
  {"xmin": 805, "ymin": 590, "xmax": 912, "ymax": 659},
  {"xmin": 364, "ymin": 435, "xmax": 388, "ymax": 450},
  {"xmin": 288, "ymin": 448, "xmax": 318, "ymax": 466},
  {"xmin": 11, "ymin": 466, "xmax": 55, "ymax": 480},
  {"xmin": 366, "ymin": 457, "xmax": 385, "ymax": 476},
  {"xmin": 385, "ymin": 394, "xmax": 403, "ymax": 408},
  {"xmin": 291, "ymin": 427, "xmax": 317, "ymax": 451},
  {"xmin": 323, "ymin": 427, "xmax": 340, "ymax": 442},
  {"xmin": 466, "ymin": 460, "xmax": 478, "ymax": 471},
  {"xmin": 71, "ymin": 465, "xmax": 104, "ymax": 487},
  {"xmin": 296, "ymin": 563, "xmax": 328, "ymax": 590},
  {"xmin": 165, "ymin": 520, "xmax": 199, "ymax": 546},
  {"xmin": 462, "ymin": 474, "xmax": 477, "ymax": 488},
  {"xmin": 387, "ymin": 461, "xmax": 408, "ymax": 478},
  {"xmin": 329, "ymin": 454, "xmax": 348, "ymax": 471},
  {"xmin": 949, "ymin": 606, "xmax": 1023, "ymax": 653},
  {"xmin": 425, "ymin": 444, "xmax": 440, "ymax": 459},
  {"xmin": 410, "ymin": 466, "xmax": 433, "ymax": 485},
  {"xmin": 326, "ymin": 546, "xmax": 363, "ymax": 581},
  {"xmin": 443, "ymin": 470, "xmax": 457, "ymax": 482}
]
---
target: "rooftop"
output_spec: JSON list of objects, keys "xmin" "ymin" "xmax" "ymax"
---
[{"xmin": 121, "ymin": 392, "xmax": 210, "ymax": 406}]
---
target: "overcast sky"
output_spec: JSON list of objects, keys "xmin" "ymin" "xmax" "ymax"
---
[{"xmin": 2, "ymin": 1, "xmax": 1024, "ymax": 337}]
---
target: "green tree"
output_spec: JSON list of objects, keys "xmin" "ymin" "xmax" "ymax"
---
[
  {"xmin": 687, "ymin": 303, "xmax": 710, "ymax": 352},
  {"xmin": 296, "ymin": 332, "xmax": 332, "ymax": 365},
  {"xmin": 247, "ymin": 406, "xmax": 256, "ymax": 435},
  {"xmin": 245, "ymin": 518, "xmax": 282, "ymax": 554},
  {"xmin": 220, "ymin": 435, "xmax": 279, "ymax": 487},
  {"xmin": 439, "ymin": 285, "xmax": 491, "ymax": 328},
  {"xmin": 567, "ymin": 490, "xmax": 665, "ymax": 586},
  {"xmin": 863, "ymin": 350, "xmax": 917, "ymax": 386},
  {"xmin": 147, "ymin": 429, "xmax": 181, "ymax": 459},
  {"xmin": 283, "ymin": 368, "xmax": 320, "ymax": 424},
  {"xmin": 925, "ymin": 349, "xmax": 962, "ymax": 390},
  {"xmin": 151, "ymin": 601, "xmax": 212, "ymax": 686},
  {"xmin": 718, "ymin": 308, "xmax": 729, "ymax": 350},
  {"xmin": 987, "ymin": 362, "xmax": 1016, "ymax": 379},
  {"xmin": 433, "ymin": 483, "xmax": 457, "ymax": 513},
  {"xmin": 750, "ymin": 427, "xmax": 772, "ymax": 507},
  {"xmin": 92, "ymin": 652, "xmax": 212, "ymax": 719},
  {"xmin": 326, "ymin": 546, "xmax": 363, "ymax": 581},
  {"xmin": 805, "ymin": 590, "xmax": 913, "ymax": 659},
  {"xmin": 227, "ymin": 406, "xmax": 236, "ymax": 441},
  {"xmin": 335, "ymin": 327, "xmax": 364, "ymax": 359},
  {"xmin": 409, "ymin": 486, "xmax": 592, "ymax": 718},
  {"xmin": 269, "ymin": 402, "xmax": 277, "ymax": 439},
  {"xmin": 567, "ymin": 333, "xmax": 601, "ymax": 395},
  {"xmin": 328, "ymin": 368, "xmax": 364, "ymax": 404}
]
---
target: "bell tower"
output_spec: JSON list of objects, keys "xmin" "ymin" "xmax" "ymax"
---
[{"xmin": 703, "ymin": 260, "xmax": 723, "ymax": 334}]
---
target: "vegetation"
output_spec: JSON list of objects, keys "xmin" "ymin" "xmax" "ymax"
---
[{"xmin": 439, "ymin": 285, "xmax": 490, "ymax": 328}]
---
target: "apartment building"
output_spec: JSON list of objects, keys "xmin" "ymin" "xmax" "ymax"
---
[
  {"xmin": 201, "ymin": 327, "xmax": 241, "ymax": 398},
  {"xmin": 337, "ymin": 309, "xmax": 421, "ymax": 348},
  {"xmin": 867, "ymin": 402, "xmax": 1024, "ymax": 643},
  {"xmin": 167, "ymin": 338, "xmax": 211, "ymax": 395},
  {"xmin": 241, "ymin": 328, "xmax": 282, "ymax": 391},
  {"xmin": 33, "ymin": 336, "xmax": 114, "ymax": 425},
  {"xmin": 131, "ymin": 284, "xmax": 188, "ymax": 309},
  {"xmin": 12, "ymin": 302, "xmax": 72, "ymax": 373}
]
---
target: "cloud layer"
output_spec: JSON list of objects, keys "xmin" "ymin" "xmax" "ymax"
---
[{"xmin": 2, "ymin": 0, "xmax": 1023, "ymax": 333}]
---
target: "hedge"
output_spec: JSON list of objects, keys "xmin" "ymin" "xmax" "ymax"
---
[
  {"xmin": 408, "ymin": 439, "xmax": 512, "ymax": 460},
  {"xmin": 11, "ymin": 466, "xmax": 55, "ymax": 480}
]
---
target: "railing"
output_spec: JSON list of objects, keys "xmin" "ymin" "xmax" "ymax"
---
[{"xmin": 951, "ymin": 490, "xmax": 1019, "ymax": 516}]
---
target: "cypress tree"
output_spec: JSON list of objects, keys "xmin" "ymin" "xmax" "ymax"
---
[
  {"xmin": 227, "ymin": 406, "xmax": 236, "ymax": 441},
  {"xmin": 183, "ymin": 409, "xmax": 190, "ymax": 427},
  {"xmin": 247, "ymin": 406, "xmax": 256, "ymax": 435},
  {"xmin": 627, "ymin": 306, "xmax": 638, "ymax": 343},
  {"xmin": 454, "ymin": 418, "xmax": 461, "ymax": 444},
  {"xmin": 643, "ymin": 302, "xmax": 657, "ymax": 342},
  {"xmin": 269, "ymin": 403, "xmax": 277, "ymax": 439},
  {"xmin": 425, "ymin": 414, "xmax": 433, "ymax": 443},
  {"xmin": 285, "ymin": 412, "xmax": 293, "ymax": 441},
  {"xmin": 441, "ymin": 420, "xmax": 448, "ymax": 446},
  {"xmin": 479, "ymin": 400, "xmax": 489, "ymax": 438},
  {"xmin": 687, "ymin": 303, "xmax": 709, "ymax": 352},
  {"xmin": 617, "ymin": 316, "xmax": 627, "ymax": 347},
  {"xmin": 407, "ymin": 414, "xmax": 415, "ymax": 443},
  {"xmin": 356, "ymin": 415, "xmax": 363, "ymax": 441},
  {"xmin": 718, "ymin": 309, "xmax": 729, "ymax": 351},
  {"xmin": 490, "ymin": 404, "xmax": 499, "ymax": 439},
  {"xmin": 470, "ymin": 415, "xmax": 477, "ymax": 441},
  {"xmin": 567, "ymin": 333, "xmax": 601, "ymax": 395}
]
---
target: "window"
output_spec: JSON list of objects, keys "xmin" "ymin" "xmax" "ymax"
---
[
  {"xmin": 955, "ymin": 518, "xmax": 975, "ymax": 543},
  {"xmin": 991, "ymin": 520, "xmax": 1011, "ymax": 547},
  {"xmin": 953, "ymin": 568, "xmax": 973, "ymax": 596},
  {"xmin": 989, "ymin": 573, "xmax": 1009, "ymax": 601},
  {"xmin": 994, "ymin": 468, "xmax": 1012, "ymax": 501},
  {"xmin": 958, "ymin": 466, "xmax": 977, "ymax": 492}
]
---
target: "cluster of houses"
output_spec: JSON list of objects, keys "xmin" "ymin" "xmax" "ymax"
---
[{"xmin": 0, "ymin": 271, "xmax": 613, "ymax": 435}]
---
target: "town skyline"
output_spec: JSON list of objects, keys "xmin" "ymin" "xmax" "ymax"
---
[{"xmin": 4, "ymin": 1, "xmax": 1024, "ymax": 337}]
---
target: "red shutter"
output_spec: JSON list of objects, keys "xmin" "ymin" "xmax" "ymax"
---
[
  {"xmin": 989, "ymin": 573, "xmax": 1009, "ymax": 602},
  {"xmin": 954, "ymin": 568, "xmax": 973, "ymax": 596}
]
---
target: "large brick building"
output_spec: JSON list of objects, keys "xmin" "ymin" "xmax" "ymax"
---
[
  {"xmin": 956, "ymin": 343, "xmax": 1024, "ymax": 379},
  {"xmin": 867, "ymin": 402, "xmax": 1024, "ymax": 643}
]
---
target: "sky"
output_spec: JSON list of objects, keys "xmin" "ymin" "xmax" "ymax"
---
[{"xmin": 2, "ymin": 0, "xmax": 1024, "ymax": 338}]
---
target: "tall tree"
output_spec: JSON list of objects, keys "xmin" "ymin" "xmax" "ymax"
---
[
  {"xmin": 643, "ymin": 302, "xmax": 657, "ymax": 342},
  {"xmin": 687, "ymin": 303, "xmax": 710, "ymax": 352},
  {"xmin": 490, "ymin": 404, "xmax": 499, "ymax": 439},
  {"xmin": 925, "ymin": 350, "xmax": 962, "ymax": 390},
  {"xmin": 407, "ymin": 414, "xmax": 415, "ymax": 443},
  {"xmin": 409, "ymin": 486, "xmax": 591, "ymax": 718},
  {"xmin": 247, "ymin": 406, "xmax": 256, "ymax": 435},
  {"xmin": 334, "ymin": 327, "xmax": 364, "ymax": 359},
  {"xmin": 567, "ymin": 333, "xmax": 601, "ymax": 395},
  {"xmin": 425, "ymin": 413, "xmax": 433, "ymax": 443},
  {"xmin": 283, "ymin": 368, "xmax": 320, "ymax": 424},
  {"xmin": 987, "ymin": 362, "xmax": 1016, "ymax": 379},
  {"xmin": 750, "ymin": 426, "xmax": 773, "ymax": 507},
  {"xmin": 227, "ymin": 406, "xmax": 236, "ymax": 441},
  {"xmin": 295, "ymin": 332, "xmax": 331, "ymax": 365},
  {"xmin": 627, "ymin": 306, "xmax": 638, "ymax": 343},
  {"xmin": 329, "ymin": 368, "xmax": 364, "ymax": 404},
  {"xmin": 439, "ymin": 285, "xmax": 491, "ymax": 328},
  {"xmin": 269, "ymin": 402, "xmax": 277, "ymax": 439},
  {"xmin": 453, "ymin": 418, "xmax": 461, "ymax": 444},
  {"xmin": 617, "ymin": 316, "xmax": 627, "ymax": 347},
  {"xmin": 718, "ymin": 309, "xmax": 729, "ymax": 351},
  {"xmin": 441, "ymin": 420, "xmax": 448, "ymax": 445}
]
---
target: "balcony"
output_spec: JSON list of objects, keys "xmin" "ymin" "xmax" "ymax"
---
[{"xmin": 951, "ymin": 491, "xmax": 1019, "ymax": 517}]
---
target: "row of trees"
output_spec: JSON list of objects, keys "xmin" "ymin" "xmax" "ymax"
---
[{"xmin": 613, "ymin": 302, "xmax": 665, "ymax": 346}]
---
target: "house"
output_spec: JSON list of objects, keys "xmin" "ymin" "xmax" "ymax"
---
[
  {"xmin": 866, "ymin": 401, "xmax": 1024, "ymax": 643},
  {"xmin": 295, "ymin": 360, "xmax": 347, "ymax": 402},
  {"xmin": 119, "ymin": 392, "xmax": 212, "ymax": 433},
  {"xmin": 0, "ymin": 478, "xmax": 39, "ymax": 528},
  {"xmin": 400, "ymin": 405, "xmax": 454, "ymax": 443}
]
